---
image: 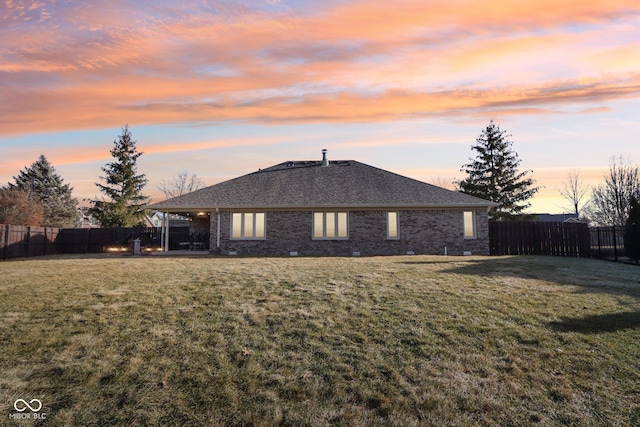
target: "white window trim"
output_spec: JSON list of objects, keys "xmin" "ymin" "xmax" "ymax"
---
[
  {"xmin": 463, "ymin": 210, "xmax": 477, "ymax": 239},
  {"xmin": 231, "ymin": 212, "xmax": 266, "ymax": 240},
  {"xmin": 312, "ymin": 212, "xmax": 349, "ymax": 240},
  {"xmin": 387, "ymin": 211, "xmax": 400, "ymax": 240}
]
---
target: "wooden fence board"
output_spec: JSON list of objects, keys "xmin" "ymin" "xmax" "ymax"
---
[
  {"xmin": 1, "ymin": 225, "xmax": 60, "ymax": 259},
  {"xmin": 489, "ymin": 221, "xmax": 590, "ymax": 257}
]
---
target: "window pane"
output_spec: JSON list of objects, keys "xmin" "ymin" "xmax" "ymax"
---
[
  {"xmin": 325, "ymin": 212, "xmax": 335, "ymax": 237},
  {"xmin": 255, "ymin": 213, "xmax": 265, "ymax": 238},
  {"xmin": 244, "ymin": 213, "xmax": 254, "ymax": 238},
  {"xmin": 314, "ymin": 212, "xmax": 324, "ymax": 238},
  {"xmin": 337, "ymin": 212, "xmax": 348, "ymax": 238},
  {"xmin": 232, "ymin": 213, "xmax": 242, "ymax": 238},
  {"xmin": 387, "ymin": 211, "xmax": 398, "ymax": 238},
  {"xmin": 464, "ymin": 211, "xmax": 475, "ymax": 238}
]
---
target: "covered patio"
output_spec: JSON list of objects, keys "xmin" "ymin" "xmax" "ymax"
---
[{"xmin": 155, "ymin": 210, "xmax": 212, "ymax": 253}]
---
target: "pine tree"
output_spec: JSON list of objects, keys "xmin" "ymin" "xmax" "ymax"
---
[
  {"xmin": 458, "ymin": 121, "xmax": 540, "ymax": 220},
  {"xmin": 8, "ymin": 155, "xmax": 78, "ymax": 227},
  {"xmin": 89, "ymin": 125, "xmax": 149, "ymax": 227},
  {"xmin": 624, "ymin": 196, "xmax": 640, "ymax": 264}
]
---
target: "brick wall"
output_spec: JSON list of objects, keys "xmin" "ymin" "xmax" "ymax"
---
[
  {"xmin": 190, "ymin": 217, "xmax": 210, "ymax": 233},
  {"xmin": 209, "ymin": 208, "xmax": 490, "ymax": 256}
]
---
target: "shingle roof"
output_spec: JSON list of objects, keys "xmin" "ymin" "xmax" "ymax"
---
[{"xmin": 151, "ymin": 160, "xmax": 495, "ymax": 210}]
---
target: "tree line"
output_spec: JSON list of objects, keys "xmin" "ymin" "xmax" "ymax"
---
[
  {"xmin": 454, "ymin": 121, "xmax": 640, "ymax": 227},
  {"xmin": 1, "ymin": 122, "xmax": 638, "ymax": 236},
  {"xmin": 0, "ymin": 125, "xmax": 205, "ymax": 228},
  {"xmin": 454, "ymin": 121, "xmax": 639, "ymax": 262},
  {"xmin": 560, "ymin": 157, "xmax": 640, "ymax": 227}
]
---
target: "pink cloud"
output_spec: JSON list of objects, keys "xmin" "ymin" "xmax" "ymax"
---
[{"xmin": 2, "ymin": 0, "xmax": 640, "ymax": 136}]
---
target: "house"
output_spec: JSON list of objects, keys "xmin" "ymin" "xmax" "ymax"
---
[
  {"xmin": 146, "ymin": 210, "xmax": 190, "ymax": 228},
  {"xmin": 76, "ymin": 207, "xmax": 100, "ymax": 229},
  {"xmin": 151, "ymin": 151, "xmax": 496, "ymax": 256}
]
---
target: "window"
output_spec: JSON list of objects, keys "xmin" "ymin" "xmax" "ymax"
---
[
  {"xmin": 463, "ymin": 211, "xmax": 476, "ymax": 239},
  {"xmin": 387, "ymin": 211, "xmax": 399, "ymax": 239},
  {"xmin": 313, "ymin": 212, "xmax": 348, "ymax": 239},
  {"xmin": 231, "ymin": 213, "xmax": 265, "ymax": 239}
]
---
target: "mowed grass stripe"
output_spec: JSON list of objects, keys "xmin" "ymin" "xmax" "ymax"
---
[{"xmin": 1, "ymin": 255, "xmax": 639, "ymax": 426}]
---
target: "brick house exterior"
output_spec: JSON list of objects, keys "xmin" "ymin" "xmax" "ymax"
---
[{"xmin": 152, "ymin": 153, "xmax": 495, "ymax": 256}]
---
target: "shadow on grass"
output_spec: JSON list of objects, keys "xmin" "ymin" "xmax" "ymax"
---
[
  {"xmin": 549, "ymin": 311, "xmax": 640, "ymax": 334},
  {"xmin": 398, "ymin": 256, "xmax": 640, "ymax": 299}
]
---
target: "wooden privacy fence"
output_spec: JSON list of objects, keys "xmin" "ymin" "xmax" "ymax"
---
[
  {"xmin": 1, "ymin": 225, "xmax": 202, "ymax": 259},
  {"xmin": 489, "ymin": 221, "xmax": 591, "ymax": 257},
  {"xmin": 1, "ymin": 224, "xmax": 59, "ymax": 260},
  {"xmin": 56, "ymin": 226, "xmax": 193, "ymax": 253},
  {"xmin": 0, "ymin": 221, "xmax": 600, "ymax": 260}
]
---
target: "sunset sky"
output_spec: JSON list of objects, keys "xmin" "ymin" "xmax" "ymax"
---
[{"xmin": 2, "ymin": 0, "xmax": 639, "ymax": 214}]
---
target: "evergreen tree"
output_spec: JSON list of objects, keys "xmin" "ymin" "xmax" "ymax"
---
[
  {"xmin": 624, "ymin": 196, "xmax": 640, "ymax": 264},
  {"xmin": 458, "ymin": 121, "xmax": 540, "ymax": 220},
  {"xmin": 89, "ymin": 125, "xmax": 149, "ymax": 227},
  {"xmin": 8, "ymin": 155, "xmax": 78, "ymax": 227}
]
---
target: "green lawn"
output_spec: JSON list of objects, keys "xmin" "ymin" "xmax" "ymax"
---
[{"xmin": 1, "ymin": 255, "xmax": 639, "ymax": 426}]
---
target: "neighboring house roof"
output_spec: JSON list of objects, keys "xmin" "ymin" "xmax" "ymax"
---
[
  {"xmin": 151, "ymin": 160, "xmax": 496, "ymax": 211},
  {"xmin": 76, "ymin": 206, "xmax": 100, "ymax": 228},
  {"xmin": 532, "ymin": 213, "xmax": 580, "ymax": 223}
]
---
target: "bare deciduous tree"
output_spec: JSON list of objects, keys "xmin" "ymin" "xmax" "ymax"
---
[
  {"xmin": 0, "ymin": 187, "xmax": 44, "ymax": 226},
  {"xmin": 430, "ymin": 176, "xmax": 454, "ymax": 190},
  {"xmin": 158, "ymin": 171, "xmax": 206, "ymax": 200},
  {"xmin": 585, "ymin": 155, "xmax": 640, "ymax": 226},
  {"xmin": 559, "ymin": 169, "xmax": 589, "ymax": 220}
]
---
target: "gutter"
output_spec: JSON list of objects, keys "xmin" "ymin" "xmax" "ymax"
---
[{"xmin": 150, "ymin": 203, "xmax": 498, "ymax": 211}]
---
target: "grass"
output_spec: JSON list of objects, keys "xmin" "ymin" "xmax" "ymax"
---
[{"xmin": 1, "ymin": 254, "xmax": 639, "ymax": 426}]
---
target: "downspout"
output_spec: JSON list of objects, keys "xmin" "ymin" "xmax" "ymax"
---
[
  {"xmin": 216, "ymin": 208, "xmax": 221, "ymax": 249},
  {"xmin": 164, "ymin": 212, "xmax": 170, "ymax": 252}
]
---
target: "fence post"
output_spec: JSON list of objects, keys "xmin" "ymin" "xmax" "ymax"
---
[
  {"xmin": 2, "ymin": 224, "xmax": 8, "ymax": 260},
  {"xmin": 581, "ymin": 223, "xmax": 590, "ymax": 258},
  {"xmin": 612, "ymin": 226, "xmax": 618, "ymax": 262},
  {"xmin": 25, "ymin": 226, "xmax": 31, "ymax": 258}
]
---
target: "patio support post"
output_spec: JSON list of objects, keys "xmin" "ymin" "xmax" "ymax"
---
[
  {"xmin": 163, "ymin": 212, "xmax": 170, "ymax": 252},
  {"xmin": 166, "ymin": 213, "xmax": 170, "ymax": 251},
  {"xmin": 160, "ymin": 212, "xmax": 165, "ymax": 250}
]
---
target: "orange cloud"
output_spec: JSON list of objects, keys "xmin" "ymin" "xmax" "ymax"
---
[
  {"xmin": 2, "ymin": 74, "xmax": 640, "ymax": 137},
  {"xmin": 582, "ymin": 43, "xmax": 640, "ymax": 72},
  {"xmin": 0, "ymin": 133, "xmax": 309, "ymax": 177},
  {"xmin": 322, "ymin": 0, "xmax": 640, "ymax": 41}
]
